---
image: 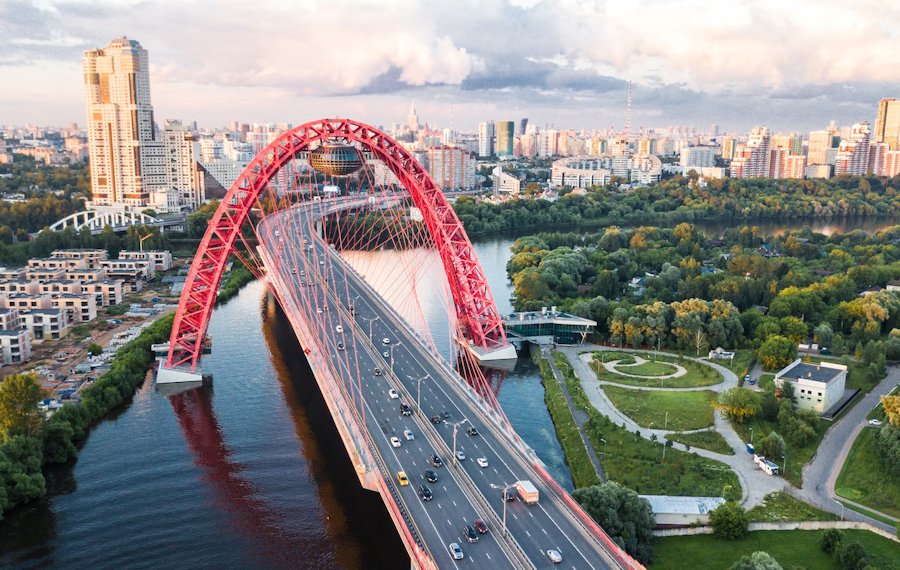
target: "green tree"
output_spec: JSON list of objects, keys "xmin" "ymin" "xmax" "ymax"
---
[
  {"xmin": 714, "ymin": 387, "xmax": 760, "ymax": 423},
  {"xmin": 730, "ymin": 551, "xmax": 783, "ymax": 570},
  {"xmin": 758, "ymin": 335, "xmax": 797, "ymax": 370},
  {"xmin": 710, "ymin": 501, "xmax": 749, "ymax": 540},
  {"xmin": 757, "ymin": 432, "xmax": 786, "ymax": 460},
  {"xmin": 820, "ymin": 528, "xmax": 844, "ymax": 554},
  {"xmin": 87, "ymin": 343, "xmax": 103, "ymax": 356},
  {"xmin": 838, "ymin": 541, "xmax": 869, "ymax": 570},
  {"xmin": 42, "ymin": 420, "xmax": 77, "ymax": 463},
  {"xmin": 572, "ymin": 482, "xmax": 655, "ymax": 563},
  {"xmin": 0, "ymin": 373, "xmax": 43, "ymax": 440},
  {"xmin": 875, "ymin": 424, "xmax": 900, "ymax": 477}
]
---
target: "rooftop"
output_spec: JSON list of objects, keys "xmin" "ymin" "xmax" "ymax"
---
[
  {"xmin": 778, "ymin": 358, "xmax": 847, "ymax": 384},
  {"xmin": 639, "ymin": 495, "xmax": 726, "ymax": 515}
]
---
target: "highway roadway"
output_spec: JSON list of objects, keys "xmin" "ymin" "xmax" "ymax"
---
[{"xmin": 257, "ymin": 199, "xmax": 630, "ymax": 570}]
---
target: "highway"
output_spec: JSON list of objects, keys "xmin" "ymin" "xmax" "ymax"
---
[{"xmin": 256, "ymin": 199, "xmax": 633, "ymax": 570}]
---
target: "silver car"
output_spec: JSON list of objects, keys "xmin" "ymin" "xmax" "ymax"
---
[{"xmin": 448, "ymin": 542, "xmax": 464, "ymax": 560}]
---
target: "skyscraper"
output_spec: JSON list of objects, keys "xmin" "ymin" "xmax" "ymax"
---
[
  {"xmin": 478, "ymin": 121, "xmax": 495, "ymax": 158},
  {"xmin": 407, "ymin": 102, "xmax": 420, "ymax": 132},
  {"xmin": 83, "ymin": 37, "xmax": 157, "ymax": 207},
  {"xmin": 496, "ymin": 121, "xmax": 515, "ymax": 158},
  {"xmin": 875, "ymin": 98, "xmax": 900, "ymax": 150},
  {"xmin": 833, "ymin": 122, "xmax": 871, "ymax": 176}
]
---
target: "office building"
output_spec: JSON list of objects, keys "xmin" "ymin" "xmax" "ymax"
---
[
  {"xmin": 496, "ymin": 121, "xmax": 515, "ymax": 158},
  {"xmin": 875, "ymin": 98, "xmax": 900, "ymax": 150},
  {"xmin": 83, "ymin": 37, "xmax": 156, "ymax": 207},
  {"xmin": 478, "ymin": 121, "xmax": 495, "ymax": 158}
]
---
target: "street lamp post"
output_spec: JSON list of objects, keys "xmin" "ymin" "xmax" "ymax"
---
[
  {"xmin": 366, "ymin": 316, "xmax": 380, "ymax": 340},
  {"xmin": 490, "ymin": 483, "xmax": 511, "ymax": 537},
  {"xmin": 411, "ymin": 374, "xmax": 429, "ymax": 418},
  {"xmin": 749, "ymin": 427, "xmax": 754, "ymax": 445},
  {"xmin": 452, "ymin": 419, "xmax": 468, "ymax": 466},
  {"xmin": 390, "ymin": 342, "xmax": 401, "ymax": 374},
  {"xmin": 664, "ymin": 410, "xmax": 669, "ymax": 431},
  {"xmin": 782, "ymin": 453, "xmax": 787, "ymax": 475}
]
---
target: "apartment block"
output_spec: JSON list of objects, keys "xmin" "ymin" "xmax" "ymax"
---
[
  {"xmin": 21, "ymin": 309, "xmax": 70, "ymax": 342},
  {"xmin": 28, "ymin": 257, "xmax": 88, "ymax": 271},
  {"xmin": 24, "ymin": 268, "xmax": 66, "ymax": 281},
  {"xmin": 2, "ymin": 294, "xmax": 55, "ymax": 311},
  {"xmin": 39, "ymin": 280, "xmax": 84, "ymax": 296},
  {"xmin": 0, "ymin": 329, "xmax": 31, "ymax": 365},
  {"xmin": 0, "ymin": 280, "xmax": 40, "ymax": 295},
  {"xmin": 50, "ymin": 249, "xmax": 109, "ymax": 269},
  {"xmin": 81, "ymin": 280, "xmax": 124, "ymax": 307},
  {"xmin": 118, "ymin": 250, "xmax": 173, "ymax": 271},
  {"xmin": 52, "ymin": 294, "xmax": 98, "ymax": 324},
  {"xmin": 0, "ymin": 308, "xmax": 21, "ymax": 330},
  {"xmin": 65, "ymin": 268, "xmax": 109, "ymax": 283}
]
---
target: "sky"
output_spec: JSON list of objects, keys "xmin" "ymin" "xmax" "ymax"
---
[{"xmin": 1, "ymin": 0, "xmax": 899, "ymax": 134}]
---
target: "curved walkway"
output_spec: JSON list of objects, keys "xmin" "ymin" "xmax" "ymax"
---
[
  {"xmin": 604, "ymin": 355, "xmax": 686, "ymax": 379},
  {"xmin": 558, "ymin": 345, "xmax": 785, "ymax": 507}
]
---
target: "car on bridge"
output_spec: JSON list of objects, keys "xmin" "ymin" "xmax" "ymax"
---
[
  {"xmin": 382, "ymin": 351, "xmax": 390, "ymax": 359},
  {"xmin": 335, "ymin": 325, "xmax": 343, "ymax": 333},
  {"xmin": 382, "ymin": 337, "xmax": 391, "ymax": 345},
  {"xmin": 373, "ymin": 367, "xmax": 382, "ymax": 376},
  {"xmin": 397, "ymin": 471, "xmax": 409, "ymax": 486},
  {"xmin": 404, "ymin": 429, "xmax": 414, "ymax": 440},
  {"xmin": 466, "ymin": 426, "xmax": 478, "ymax": 436},
  {"xmin": 448, "ymin": 543, "xmax": 464, "ymax": 561},
  {"xmin": 424, "ymin": 470, "xmax": 438, "ymax": 483},
  {"xmin": 418, "ymin": 485, "xmax": 433, "ymax": 501},
  {"xmin": 388, "ymin": 389, "xmax": 399, "ymax": 399},
  {"xmin": 463, "ymin": 524, "xmax": 478, "ymax": 543},
  {"xmin": 430, "ymin": 415, "xmax": 442, "ymax": 425},
  {"xmin": 431, "ymin": 454, "xmax": 443, "ymax": 467},
  {"xmin": 337, "ymin": 342, "xmax": 344, "ymax": 351},
  {"xmin": 390, "ymin": 437, "xmax": 401, "ymax": 448},
  {"xmin": 400, "ymin": 403, "xmax": 411, "ymax": 416},
  {"xmin": 476, "ymin": 457, "xmax": 488, "ymax": 468},
  {"xmin": 456, "ymin": 450, "xmax": 466, "ymax": 461},
  {"xmin": 547, "ymin": 549, "xmax": 563, "ymax": 563},
  {"xmin": 473, "ymin": 519, "xmax": 488, "ymax": 534}
]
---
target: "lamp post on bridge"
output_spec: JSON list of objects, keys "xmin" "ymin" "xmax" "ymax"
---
[
  {"xmin": 362, "ymin": 315, "xmax": 380, "ymax": 341},
  {"xmin": 410, "ymin": 374, "xmax": 429, "ymax": 418},
  {"xmin": 451, "ymin": 419, "xmax": 468, "ymax": 466},
  {"xmin": 390, "ymin": 342, "xmax": 401, "ymax": 374},
  {"xmin": 489, "ymin": 482, "xmax": 512, "ymax": 537}
]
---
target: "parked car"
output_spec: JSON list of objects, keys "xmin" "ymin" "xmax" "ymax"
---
[{"xmin": 869, "ymin": 419, "xmax": 884, "ymax": 427}]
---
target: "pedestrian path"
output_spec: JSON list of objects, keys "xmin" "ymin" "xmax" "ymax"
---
[{"xmin": 602, "ymin": 354, "xmax": 687, "ymax": 379}]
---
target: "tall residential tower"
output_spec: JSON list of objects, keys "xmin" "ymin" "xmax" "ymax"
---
[{"xmin": 875, "ymin": 98, "xmax": 900, "ymax": 150}]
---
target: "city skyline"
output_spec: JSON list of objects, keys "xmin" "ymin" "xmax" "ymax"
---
[{"xmin": 2, "ymin": 0, "xmax": 899, "ymax": 131}]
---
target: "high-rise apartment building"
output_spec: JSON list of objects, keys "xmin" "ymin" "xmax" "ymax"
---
[
  {"xmin": 425, "ymin": 146, "xmax": 475, "ymax": 190},
  {"xmin": 680, "ymin": 145, "xmax": 717, "ymax": 168},
  {"xmin": 478, "ymin": 121, "xmax": 495, "ymax": 158},
  {"xmin": 875, "ymin": 98, "xmax": 900, "ymax": 150},
  {"xmin": 730, "ymin": 127, "xmax": 771, "ymax": 178},
  {"xmin": 833, "ymin": 122, "xmax": 870, "ymax": 176},
  {"xmin": 496, "ymin": 121, "xmax": 515, "ymax": 158},
  {"xmin": 83, "ymin": 37, "xmax": 156, "ymax": 207},
  {"xmin": 807, "ymin": 130, "xmax": 839, "ymax": 165},
  {"xmin": 538, "ymin": 129, "xmax": 558, "ymax": 158}
]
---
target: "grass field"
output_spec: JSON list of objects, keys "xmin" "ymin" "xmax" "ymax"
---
[
  {"xmin": 602, "ymin": 386, "xmax": 717, "ymax": 431},
  {"xmin": 650, "ymin": 529, "xmax": 900, "ymax": 569},
  {"xmin": 758, "ymin": 373, "xmax": 775, "ymax": 391},
  {"xmin": 747, "ymin": 492, "xmax": 838, "ymax": 522},
  {"xmin": 614, "ymin": 360, "xmax": 679, "ymax": 377},
  {"xmin": 591, "ymin": 352, "xmax": 722, "ymax": 388},
  {"xmin": 834, "ymin": 427, "xmax": 900, "ymax": 520},
  {"xmin": 535, "ymin": 353, "xmax": 601, "ymax": 488},
  {"xmin": 667, "ymin": 430, "xmax": 734, "ymax": 455},
  {"xmin": 712, "ymin": 349, "xmax": 757, "ymax": 379},
  {"xmin": 554, "ymin": 353, "xmax": 739, "ymax": 496},
  {"xmin": 731, "ymin": 415, "xmax": 828, "ymax": 488}
]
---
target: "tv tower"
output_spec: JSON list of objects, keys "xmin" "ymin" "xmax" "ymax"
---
[{"xmin": 624, "ymin": 81, "xmax": 633, "ymax": 138}]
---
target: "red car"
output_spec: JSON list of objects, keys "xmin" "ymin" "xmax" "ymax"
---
[{"xmin": 473, "ymin": 519, "xmax": 488, "ymax": 534}]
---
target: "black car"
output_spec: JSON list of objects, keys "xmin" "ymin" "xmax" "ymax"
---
[
  {"xmin": 400, "ymin": 404, "xmax": 411, "ymax": 416},
  {"xmin": 373, "ymin": 367, "xmax": 382, "ymax": 376},
  {"xmin": 337, "ymin": 342, "xmax": 344, "ymax": 351},
  {"xmin": 463, "ymin": 524, "xmax": 478, "ymax": 543},
  {"xmin": 466, "ymin": 426, "xmax": 479, "ymax": 436},
  {"xmin": 431, "ymin": 454, "xmax": 443, "ymax": 468},
  {"xmin": 418, "ymin": 485, "xmax": 433, "ymax": 501},
  {"xmin": 424, "ymin": 470, "xmax": 438, "ymax": 483},
  {"xmin": 504, "ymin": 487, "xmax": 517, "ymax": 501},
  {"xmin": 430, "ymin": 415, "xmax": 442, "ymax": 425},
  {"xmin": 441, "ymin": 410, "xmax": 451, "ymax": 419}
]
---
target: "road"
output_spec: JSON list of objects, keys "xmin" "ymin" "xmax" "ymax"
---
[{"xmin": 256, "ymin": 200, "xmax": 634, "ymax": 569}]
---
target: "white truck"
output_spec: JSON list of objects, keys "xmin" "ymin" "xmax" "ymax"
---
[{"xmin": 515, "ymin": 480, "xmax": 539, "ymax": 505}]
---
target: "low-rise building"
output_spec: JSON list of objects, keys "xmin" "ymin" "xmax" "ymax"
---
[
  {"xmin": 775, "ymin": 358, "xmax": 848, "ymax": 414},
  {"xmin": 52, "ymin": 294, "xmax": 98, "ymax": 324},
  {"xmin": 65, "ymin": 268, "xmax": 109, "ymax": 283},
  {"xmin": 0, "ymin": 308, "xmax": 22, "ymax": 330},
  {"xmin": 0, "ymin": 329, "xmax": 31, "ymax": 364},
  {"xmin": 22, "ymin": 309, "xmax": 69, "ymax": 342},
  {"xmin": 24, "ymin": 268, "xmax": 66, "ymax": 281},
  {"xmin": 101, "ymin": 258, "xmax": 154, "ymax": 279},
  {"xmin": 50, "ymin": 249, "xmax": 109, "ymax": 269},
  {"xmin": 492, "ymin": 166, "xmax": 522, "ymax": 194},
  {"xmin": 0, "ymin": 279, "xmax": 40, "ymax": 295},
  {"xmin": 2, "ymin": 293, "xmax": 55, "ymax": 312},
  {"xmin": 118, "ymin": 250, "xmax": 173, "ymax": 271},
  {"xmin": 28, "ymin": 257, "xmax": 89, "ymax": 271},
  {"xmin": 81, "ymin": 280, "xmax": 124, "ymax": 307},
  {"xmin": 640, "ymin": 495, "xmax": 726, "ymax": 528},
  {"xmin": 0, "ymin": 268, "xmax": 25, "ymax": 280},
  {"xmin": 38, "ymin": 279, "xmax": 83, "ymax": 296}
]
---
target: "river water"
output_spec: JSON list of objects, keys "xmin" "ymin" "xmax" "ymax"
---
[{"xmin": 0, "ymin": 217, "xmax": 888, "ymax": 569}]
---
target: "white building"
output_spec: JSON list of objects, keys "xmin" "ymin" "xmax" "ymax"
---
[
  {"xmin": 21, "ymin": 309, "xmax": 70, "ymax": 342},
  {"xmin": 491, "ymin": 167, "xmax": 521, "ymax": 194},
  {"xmin": 775, "ymin": 358, "xmax": 847, "ymax": 414},
  {"xmin": 478, "ymin": 121, "xmax": 495, "ymax": 158},
  {"xmin": 0, "ymin": 329, "xmax": 31, "ymax": 365},
  {"xmin": 680, "ymin": 145, "xmax": 718, "ymax": 168},
  {"xmin": 551, "ymin": 154, "xmax": 662, "ymax": 188}
]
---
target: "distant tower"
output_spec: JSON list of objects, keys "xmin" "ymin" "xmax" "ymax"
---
[
  {"xmin": 624, "ymin": 81, "xmax": 633, "ymax": 137},
  {"xmin": 478, "ymin": 121, "xmax": 495, "ymax": 157},
  {"xmin": 497, "ymin": 121, "xmax": 515, "ymax": 158},
  {"xmin": 519, "ymin": 118, "xmax": 529, "ymax": 136},
  {"xmin": 83, "ymin": 37, "xmax": 157, "ymax": 207},
  {"xmin": 407, "ymin": 101, "xmax": 419, "ymax": 131},
  {"xmin": 875, "ymin": 98, "xmax": 900, "ymax": 150}
]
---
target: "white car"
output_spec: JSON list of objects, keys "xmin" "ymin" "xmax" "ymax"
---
[
  {"xmin": 316, "ymin": 308, "xmax": 323, "ymax": 314},
  {"xmin": 388, "ymin": 389, "xmax": 399, "ymax": 399},
  {"xmin": 547, "ymin": 549, "xmax": 562, "ymax": 564},
  {"xmin": 404, "ymin": 429, "xmax": 414, "ymax": 441},
  {"xmin": 456, "ymin": 450, "xmax": 466, "ymax": 461},
  {"xmin": 868, "ymin": 419, "xmax": 883, "ymax": 427},
  {"xmin": 335, "ymin": 325, "xmax": 343, "ymax": 333},
  {"xmin": 476, "ymin": 457, "xmax": 488, "ymax": 468},
  {"xmin": 383, "ymin": 351, "xmax": 390, "ymax": 359},
  {"xmin": 382, "ymin": 337, "xmax": 391, "ymax": 345},
  {"xmin": 390, "ymin": 437, "xmax": 401, "ymax": 448}
]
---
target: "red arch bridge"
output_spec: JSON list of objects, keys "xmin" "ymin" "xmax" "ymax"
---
[{"xmin": 156, "ymin": 118, "xmax": 643, "ymax": 570}]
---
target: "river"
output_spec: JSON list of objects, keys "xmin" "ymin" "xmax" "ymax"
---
[{"xmin": 0, "ymin": 216, "xmax": 888, "ymax": 569}]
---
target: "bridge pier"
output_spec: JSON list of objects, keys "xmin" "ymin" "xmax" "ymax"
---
[{"xmin": 152, "ymin": 343, "xmax": 205, "ymax": 384}]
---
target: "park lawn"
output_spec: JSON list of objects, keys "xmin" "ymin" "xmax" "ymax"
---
[
  {"xmin": 711, "ymin": 349, "xmax": 756, "ymax": 378},
  {"xmin": 554, "ymin": 353, "xmax": 739, "ymax": 497},
  {"xmin": 835, "ymin": 427, "xmax": 900, "ymax": 520},
  {"xmin": 747, "ymin": 491, "xmax": 838, "ymax": 522},
  {"xmin": 650, "ymin": 529, "xmax": 900, "ymax": 570},
  {"xmin": 615, "ymin": 360, "xmax": 678, "ymax": 377},
  {"xmin": 758, "ymin": 373, "xmax": 775, "ymax": 391},
  {"xmin": 602, "ymin": 386, "xmax": 716, "ymax": 431},
  {"xmin": 731, "ymin": 415, "xmax": 828, "ymax": 488},
  {"xmin": 592, "ymin": 352, "xmax": 722, "ymax": 388},
  {"xmin": 536, "ymin": 354, "xmax": 601, "ymax": 488},
  {"xmin": 667, "ymin": 430, "xmax": 734, "ymax": 455}
]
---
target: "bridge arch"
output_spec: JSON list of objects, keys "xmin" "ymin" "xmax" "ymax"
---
[{"xmin": 166, "ymin": 118, "xmax": 508, "ymax": 371}]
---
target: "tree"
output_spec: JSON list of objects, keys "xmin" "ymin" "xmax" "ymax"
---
[
  {"xmin": 572, "ymin": 482, "xmax": 655, "ymax": 563},
  {"xmin": 87, "ymin": 343, "xmax": 103, "ymax": 356},
  {"xmin": 820, "ymin": 528, "xmax": 844, "ymax": 554},
  {"xmin": 42, "ymin": 420, "xmax": 77, "ymax": 463},
  {"xmin": 779, "ymin": 317, "xmax": 808, "ymax": 344},
  {"xmin": 779, "ymin": 379, "xmax": 797, "ymax": 406},
  {"xmin": 0, "ymin": 373, "xmax": 43, "ymax": 440},
  {"xmin": 758, "ymin": 335, "xmax": 797, "ymax": 370},
  {"xmin": 710, "ymin": 501, "xmax": 749, "ymax": 540},
  {"xmin": 730, "ymin": 551, "xmax": 783, "ymax": 570},
  {"xmin": 714, "ymin": 387, "xmax": 760, "ymax": 423},
  {"xmin": 838, "ymin": 542, "xmax": 869, "ymax": 570},
  {"xmin": 881, "ymin": 394, "xmax": 900, "ymax": 427},
  {"xmin": 875, "ymin": 424, "xmax": 900, "ymax": 477},
  {"xmin": 757, "ymin": 432, "xmax": 786, "ymax": 460}
]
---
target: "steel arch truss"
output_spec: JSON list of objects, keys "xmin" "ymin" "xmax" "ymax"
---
[{"xmin": 166, "ymin": 118, "xmax": 508, "ymax": 371}]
